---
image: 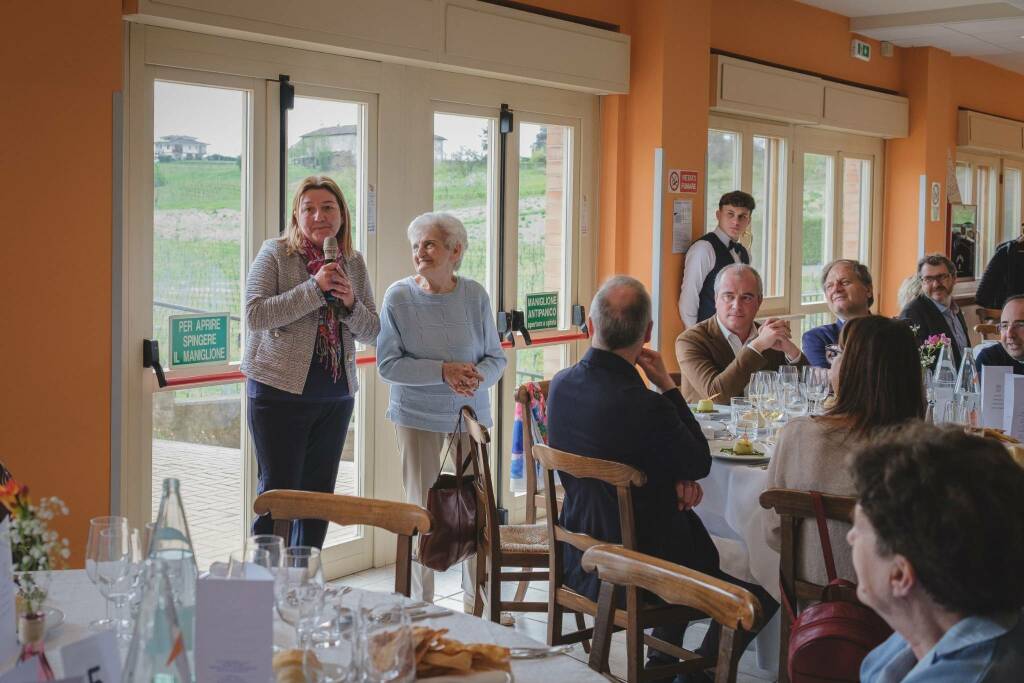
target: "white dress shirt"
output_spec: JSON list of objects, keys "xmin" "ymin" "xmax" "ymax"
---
[{"xmin": 679, "ymin": 228, "xmax": 742, "ymax": 328}]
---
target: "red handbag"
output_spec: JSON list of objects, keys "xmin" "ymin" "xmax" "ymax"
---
[
  {"xmin": 785, "ymin": 492, "xmax": 892, "ymax": 683},
  {"xmin": 417, "ymin": 414, "xmax": 479, "ymax": 572}
]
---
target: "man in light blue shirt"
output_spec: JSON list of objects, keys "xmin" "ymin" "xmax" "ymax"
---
[{"xmin": 847, "ymin": 425, "xmax": 1024, "ymax": 682}]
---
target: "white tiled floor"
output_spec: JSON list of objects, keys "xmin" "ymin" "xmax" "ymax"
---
[{"xmin": 335, "ymin": 563, "xmax": 778, "ymax": 682}]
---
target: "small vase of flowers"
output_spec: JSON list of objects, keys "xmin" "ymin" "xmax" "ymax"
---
[{"xmin": 918, "ymin": 333, "xmax": 951, "ymax": 369}]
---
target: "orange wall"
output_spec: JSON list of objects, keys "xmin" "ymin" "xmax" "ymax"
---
[
  {"xmin": 710, "ymin": 0, "xmax": 904, "ymax": 92},
  {"xmin": 0, "ymin": 1, "xmax": 122, "ymax": 565},
  {"xmin": 954, "ymin": 57, "xmax": 1024, "ymax": 123}
]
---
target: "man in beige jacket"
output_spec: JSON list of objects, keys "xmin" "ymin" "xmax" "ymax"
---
[{"xmin": 675, "ymin": 264, "xmax": 806, "ymax": 403}]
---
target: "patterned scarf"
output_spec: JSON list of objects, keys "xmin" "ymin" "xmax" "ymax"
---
[{"xmin": 300, "ymin": 238, "xmax": 344, "ymax": 382}]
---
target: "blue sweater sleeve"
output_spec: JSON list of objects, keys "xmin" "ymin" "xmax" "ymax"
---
[{"xmin": 802, "ymin": 327, "xmax": 830, "ymax": 368}]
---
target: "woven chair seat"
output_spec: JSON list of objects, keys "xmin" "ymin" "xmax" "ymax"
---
[{"xmin": 499, "ymin": 523, "xmax": 548, "ymax": 553}]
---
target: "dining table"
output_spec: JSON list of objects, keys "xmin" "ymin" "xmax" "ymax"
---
[
  {"xmin": 691, "ymin": 411, "xmax": 783, "ymax": 675},
  {"xmin": 4, "ymin": 570, "xmax": 608, "ymax": 682}
]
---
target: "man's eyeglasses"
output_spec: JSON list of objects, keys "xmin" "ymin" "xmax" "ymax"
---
[
  {"xmin": 824, "ymin": 344, "xmax": 843, "ymax": 363},
  {"xmin": 997, "ymin": 321, "xmax": 1024, "ymax": 333},
  {"xmin": 920, "ymin": 273, "xmax": 952, "ymax": 285}
]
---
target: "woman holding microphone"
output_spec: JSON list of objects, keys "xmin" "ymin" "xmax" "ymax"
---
[{"xmin": 242, "ymin": 175, "xmax": 380, "ymax": 548}]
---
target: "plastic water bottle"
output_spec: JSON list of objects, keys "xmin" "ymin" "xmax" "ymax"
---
[
  {"xmin": 148, "ymin": 478, "xmax": 198, "ymax": 672},
  {"xmin": 123, "ymin": 559, "xmax": 192, "ymax": 682}
]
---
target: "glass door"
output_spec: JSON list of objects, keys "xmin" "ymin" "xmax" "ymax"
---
[
  {"xmin": 283, "ymin": 85, "xmax": 378, "ymax": 576},
  {"xmin": 144, "ymin": 68, "xmax": 264, "ymax": 569},
  {"xmin": 791, "ymin": 129, "xmax": 882, "ymax": 338}
]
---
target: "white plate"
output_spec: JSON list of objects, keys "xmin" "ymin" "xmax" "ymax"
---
[
  {"xmin": 688, "ymin": 404, "xmax": 729, "ymax": 419},
  {"xmin": 712, "ymin": 442, "xmax": 771, "ymax": 463}
]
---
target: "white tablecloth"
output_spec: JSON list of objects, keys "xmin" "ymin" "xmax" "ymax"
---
[
  {"xmin": 11, "ymin": 570, "xmax": 606, "ymax": 682},
  {"xmin": 695, "ymin": 440, "xmax": 781, "ymax": 676}
]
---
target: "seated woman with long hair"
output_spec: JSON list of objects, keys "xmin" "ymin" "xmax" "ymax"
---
[{"xmin": 763, "ymin": 315, "xmax": 925, "ymax": 585}]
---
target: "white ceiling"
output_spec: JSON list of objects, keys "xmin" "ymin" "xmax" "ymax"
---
[{"xmin": 799, "ymin": 1, "xmax": 1024, "ymax": 74}]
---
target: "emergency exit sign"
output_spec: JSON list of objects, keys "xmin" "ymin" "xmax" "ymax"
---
[
  {"xmin": 525, "ymin": 292, "xmax": 558, "ymax": 331},
  {"xmin": 169, "ymin": 313, "xmax": 230, "ymax": 367},
  {"xmin": 852, "ymin": 39, "xmax": 871, "ymax": 62}
]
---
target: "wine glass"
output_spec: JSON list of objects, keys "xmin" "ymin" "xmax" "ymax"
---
[
  {"xmin": 227, "ymin": 547, "xmax": 274, "ymax": 580},
  {"xmin": 246, "ymin": 534, "xmax": 286, "ymax": 569},
  {"xmin": 106, "ymin": 527, "xmax": 143, "ymax": 643},
  {"xmin": 802, "ymin": 367, "xmax": 830, "ymax": 415},
  {"xmin": 85, "ymin": 516, "xmax": 130, "ymax": 631},
  {"xmin": 759, "ymin": 388, "xmax": 785, "ymax": 443},
  {"xmin": 276, "ymin": 547, "xmax": 325, "ymax": 647},
  {"xmin": 778, "ymin": 365, "xmax": 799, "ymax": 390},
  {"xmin": 783, "ymin": 385, "xmax": 809, "ymax": 420}
]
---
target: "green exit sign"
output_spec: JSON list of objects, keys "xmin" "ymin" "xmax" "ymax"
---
[
  {"xmin": 525, "ymin": 292, "xmax": 558, "ymax": 331},
  {"xmin": 852, "ymin": 39, "xmax": 871, "ymax": 62},
  {"xmin": 169, "ymin": 313, "xmax": 230, "ymax": 367}
]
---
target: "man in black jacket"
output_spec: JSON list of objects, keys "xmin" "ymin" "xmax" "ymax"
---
[
  {"xmin": 548, "ymin": 275, "xmax": 775, "ymax": 682},
  {"xmin": 898, "ymin": 254, "xmax": 971, "ymax": 369},
  {"xmin": 977, "ymin": 236, "xmax": 1024, "ymax": 310}
]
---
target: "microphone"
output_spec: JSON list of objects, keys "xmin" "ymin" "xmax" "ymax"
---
[{"xmin": 322, "ymin": 236, "xmax": 339, "ymax": 302}]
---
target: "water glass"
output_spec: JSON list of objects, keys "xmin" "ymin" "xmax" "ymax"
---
[
  {"xmin": 85, "ymin": 516, "xmax": 130, "ymax": 630},
  {"xmin": 730, "ymin": 397, "xmax": 759, "ymax": 440},
  {"xmin": 227, "ymin": 547, "xmax": 274, "ymax": 580},
  {"xmin": 276, "ymin": 547, "xmax": 325, "ymax": 646},
  {"xmin": 361, "ymin": 596, "xmax": 414, "ymax": 683},
  {"xmin": 246, "ymin": 534, "xmax": 286, "ymax": 569},
  {"xmin": 783, "ymin": 385, "xmax": 809, "ymax": 420},
  {"xmin": 304, "ymin": 592, "xmax": 360, "ymax": 683}
]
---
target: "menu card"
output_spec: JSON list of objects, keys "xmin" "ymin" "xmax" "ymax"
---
[
  {"xmin": 981, "ymin": 365, "xmax": 1013, "ymax": 429},
  {"xmin": 194, "ymin": 574, "xmax": 273, "ymax": 683},
  {"xmin": 59, "ymin": 629, "xmax": 121, "ymax": 683},
  {"xmin": 1003, "ymin": 374, "xmax": 1024, "ymax": 440}
]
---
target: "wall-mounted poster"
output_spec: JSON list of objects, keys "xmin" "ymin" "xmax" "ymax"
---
[{"xmin": 951, "ymin": 204, "xmax": 978, "ymax": 279}]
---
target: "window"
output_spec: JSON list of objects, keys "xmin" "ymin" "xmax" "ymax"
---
[
  {"xmin": 705, "ymin": 117, "xmax": 789, "ymax": 303},
  {"xmin": 956, "ymin": 154, "xmax": 999, "ymax": 279},
  {"xmin": 1005, "ymin": 164, "xmax": 1023, "ymax": 243}
]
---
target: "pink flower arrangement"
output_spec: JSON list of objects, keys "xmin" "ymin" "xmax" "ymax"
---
[{"xmin": 919, "ymin": 333, "xmax": 952, "ymax": 368}]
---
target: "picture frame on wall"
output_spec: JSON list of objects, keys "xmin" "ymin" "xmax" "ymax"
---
[{"xmin": 950, "ymin": 203, "xmax": 978, "ymax": 279}]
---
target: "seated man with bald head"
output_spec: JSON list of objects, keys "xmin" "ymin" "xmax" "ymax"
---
[
  {"xmin": 976, "ymin": 294, "xmax": 1024, "ymax": 375},
  {"xmin": 548, "ymin": 275, "xmax": 776, "ymax": 681},
  {"xmin": 675, "ymin": 264, "xmax": 806, "ymax": 404}
]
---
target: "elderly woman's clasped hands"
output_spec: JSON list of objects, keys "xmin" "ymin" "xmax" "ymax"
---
[{"xmin": 442, "ymin": 361, "xmax": 483, "ymax": 397}]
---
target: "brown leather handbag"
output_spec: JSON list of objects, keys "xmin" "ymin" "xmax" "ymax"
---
[
  {"xmin": 785, "ymin": 492, "xmax": 891, "ymax": 682},
  {"xmin": 417, "ymin": 414, "xmax": 479, "ymax": 572}
]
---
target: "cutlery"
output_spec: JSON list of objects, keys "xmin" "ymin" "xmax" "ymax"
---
[{"xmin": 508, "ymin": 644, "xmax": 574, "ymax": 659}]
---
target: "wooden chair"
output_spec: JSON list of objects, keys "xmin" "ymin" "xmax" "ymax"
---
[
  {"xmin": 461, "ymin": 406, "xmax": 550, "ymax": 623},
  {"xmin": 975, "ymin": 323, "xmax": 999, "ymax": 341},
  {"xmin": 253, "ymin": 490, "xmax": 431, "ymax": 596},
  {"xmin": 514, "ymin": 381, "xmax": 563, "ymax": 525},
  {"xmin": 758, "ymin": 488, "xmax": 857, "ymax": 683},
  {"xmin": 582, "ymin": 545, "xmax": 762, "ymax": 683},
  {"xmin": 669, "ymin": 371, "xmax": 682, "ymax": 388},
  {"xmin": 533, "ymin": 444, "xmax": 708, "ymax": 682},
  {"xmin": 977, "ymin": 306, "xmax": 1002, "ymax": 324}
]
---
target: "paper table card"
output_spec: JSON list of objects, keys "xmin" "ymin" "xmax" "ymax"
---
[
  {"xmin": 59, "ymin": 629, "xmax": 120, "ymax": 683},
  {"xmin": 0, "ymin": 657, "xmax": 77, "ymax": 683},
  {"xmin": 194, "ymin": 576, "xmax": 273, "ymax": 683},
  {"xmin": 1003, "ymin": 375, "xmax": 1024, "ymax": 440},
  {"xmin": 0, "ymin": 519, "xmax": 18, "ymax": 664},
  {"xmin": 981, "ymin": 365, "xmax": 1013, "ymax": 429}
]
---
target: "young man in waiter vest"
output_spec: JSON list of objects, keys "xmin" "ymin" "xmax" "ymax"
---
[{"xmin": 678, "ymin": 190, "xmax": 754, "ymax": 329}]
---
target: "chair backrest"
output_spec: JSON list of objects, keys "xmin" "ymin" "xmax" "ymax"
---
[
  {"xmin": 975, "ymin": 323, "xmax": 999, "ymax": 341},
  {"xmin": 758, "ymin": 488, "xmax": 856, "ymax": 605},
  {"xmin": 669, "ymin": 371, "xmax": 682, "ymax": 388},
  {"xmin": 515, "ymin": 381, "xmax": 550, "ymax": 523},
  {"xmin": 460, "ymin": 406, "xmax": 501, "ymax": 559},
  {"xmin": 253, "ymin": 490, "xmax": 432, "ymax": 595},
  {"xmin": 532, "ymin": 443, "xmax": 646, "ymax": 552},
  {"xmin": 977, "ymin": 306, "xmax": 1002, "ymax": 324},
  {"xmin": 582, "ymin": 544, "xmax": 762, "ymax": 635}
]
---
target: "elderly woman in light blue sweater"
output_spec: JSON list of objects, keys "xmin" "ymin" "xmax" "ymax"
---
[{"xmin": 377, "ymin": 211, "xmax": 506, "ymax": 603}]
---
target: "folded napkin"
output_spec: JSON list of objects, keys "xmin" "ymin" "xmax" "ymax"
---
[{"xmin": 419, "ymin": 671, "xmax": 511, "ymax": 683}]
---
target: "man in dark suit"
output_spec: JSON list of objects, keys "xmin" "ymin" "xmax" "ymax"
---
[
  {"xmin": 802, "ymin": 259, "xmax": 874, "ymax": 368},
  {"xmin": 548, "ymin": 275, "xmax": 775, "ymax": 682},
  {"xmin": 898, "ymin": 254, "xmax": 971, "ymax": 369},
  {"xmin": 977, "ymin": 294, "xmax": 1024, "ymax": 375}
]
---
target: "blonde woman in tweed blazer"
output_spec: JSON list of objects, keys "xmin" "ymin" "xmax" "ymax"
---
[{"xmin": 242, "ymin": 175, "xmax": 379, "ymax": 548}]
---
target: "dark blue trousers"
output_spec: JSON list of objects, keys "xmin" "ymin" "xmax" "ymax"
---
[{"xmin": 247, "ymin": 396, "xmax": 355, "ymax": 548}]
